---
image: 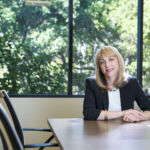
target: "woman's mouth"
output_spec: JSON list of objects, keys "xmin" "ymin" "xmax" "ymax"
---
[{"xmin": 106, "ymin": 68, "xmax": 113, "ymax": 73}]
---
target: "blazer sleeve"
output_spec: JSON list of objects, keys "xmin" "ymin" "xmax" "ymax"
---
[
  {"xmin": 134, "ymin": 78, "xmax": 150, "ymax": 111},
  {"xmin": 83, "ymin": 78, "xmax": 101, "ymax": 120}
]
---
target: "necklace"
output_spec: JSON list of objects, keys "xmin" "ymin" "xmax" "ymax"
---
[{"xmin": 111, "ymin": 88, "xmax": 117, "ymax": 91}]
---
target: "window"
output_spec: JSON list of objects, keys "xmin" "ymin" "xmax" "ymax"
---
[
  {"xmin": 0, "ymin": 0, "xmax": 148, "ymax": 96},
  {"xmin": 73, "ymin": 0, "xmax": 137, "ymax": 94},
  {"xmin": 0, "ymin": 0, "xmax": 68, "ymax": 95}
]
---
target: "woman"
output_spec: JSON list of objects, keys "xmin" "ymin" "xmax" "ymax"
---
[{"xmin": 83, "ymin": 46, "xmax": 150, "ymax": 122}]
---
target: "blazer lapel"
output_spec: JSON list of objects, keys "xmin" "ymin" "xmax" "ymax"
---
[
  {"xmin": 119, "ymin": 87, "xmax": 126, "ymax": 110},
  {"xmin": 101, "ymin": 91, "xmax": 109, "ymax": 110}
]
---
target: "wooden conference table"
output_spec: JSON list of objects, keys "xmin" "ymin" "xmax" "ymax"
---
[{"xmin": 48, "ymin": 118, "xmax": 150, "ymax": 150}]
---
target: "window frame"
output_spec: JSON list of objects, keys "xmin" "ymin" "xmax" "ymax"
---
[{"xmin": 9, "ymin": 0, "xmax": 147, "ymax": 97}]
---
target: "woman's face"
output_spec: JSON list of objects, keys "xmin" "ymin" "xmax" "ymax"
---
[{"xmin": 99, "ymin": 55, "xmax": 119, "ymax": 80}]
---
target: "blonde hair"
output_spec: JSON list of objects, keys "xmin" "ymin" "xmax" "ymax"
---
[{"xmin": 95, "ymin": 46, "xmax": 127, "ymax": 91}]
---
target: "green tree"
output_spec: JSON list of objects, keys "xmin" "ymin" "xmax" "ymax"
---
[
  {"xmin": 0, "ymin": 0, "xmax": 149, "ymax": 95},
  {"xmin": 73, "ymin": 0, "xmax": 138, "ymax": 94},
  {"xmin": 0, "ymin": 0, "xmax": 68, "ymax": 94}
]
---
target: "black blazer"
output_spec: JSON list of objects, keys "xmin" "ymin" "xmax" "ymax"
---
[{"xmin": 83, "ymin": 76, "xmax": 150, "ymax": 120}]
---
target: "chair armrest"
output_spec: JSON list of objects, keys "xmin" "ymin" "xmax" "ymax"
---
[
  {"xmin": 23, "ymin": 131, "xmax": 57, "ymax": 149},
  {"xmin": 23, "ymin": 127, "xmax": 51, "ymax": 132},
  {"xmin": 24, "ymin": 142, "xmax": 58, "ymax": 148}
]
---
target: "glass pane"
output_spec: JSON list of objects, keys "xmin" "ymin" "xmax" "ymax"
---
[
  {"xmin": 73, "ymin": 0, "xmax": 137, "ymax": 94},
  {"xmin": 143, "ymin": 0, "xmax": 150, "ymax": 95},
  {"xmin": 0, "ymin": 0, "xmax": 68, "ymax": 94}
]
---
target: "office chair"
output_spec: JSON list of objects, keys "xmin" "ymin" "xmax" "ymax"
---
[
  {"xmin": 0, "ymin": 104, "xmax": 24, "ymax": 150},
  {"xmin": 0, "ymin": 90, "xmax": 58, "ymax": 149}
]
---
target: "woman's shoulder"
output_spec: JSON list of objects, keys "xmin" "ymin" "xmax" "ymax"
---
[
  {"xmin": 85, "ymin": 76, "xmax": 101, "ymax": 92},
  {"xmin": 124, "ymin": 74, "xmax": 139, "ymax": 86},
  {"xmin": 86, "ymin": 76, "xmax": 98, "ymax": 86},
  {"xmin": 127, "ymin": 74, "xmax": 138, "ymax": 82},
  {"xmin": 86, "ymin": 76, "xmax": 96, "ymax": 81}
]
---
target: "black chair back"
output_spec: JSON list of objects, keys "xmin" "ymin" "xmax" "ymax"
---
[
  {"xmin": 0, "ymin": 90, "xmax": 24, "ymax": 145},
  {"xmin": 0, "ymin": 90, "xmax": 59, "ymax": 149},
  {"xmin": 0, "ymin": 104, "xmax": 23, "ymax": 150}
]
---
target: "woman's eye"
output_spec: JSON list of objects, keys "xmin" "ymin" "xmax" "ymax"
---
[
  {"xmin": 99, "ymin": 61, "xmax": 104, "ymax": 64},
  {"xmin": 109, "ymin": 58, "xmax": 114, "ymax": 61}
]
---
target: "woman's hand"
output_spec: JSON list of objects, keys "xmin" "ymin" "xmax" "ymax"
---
[{"xmin": 122, "ymin": 109, "xmax": 144, "ymax": 123}]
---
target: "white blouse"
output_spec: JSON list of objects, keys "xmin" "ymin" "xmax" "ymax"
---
[{"xmin": 108, "ymin": 89, "xmax": 121, "ymax": 111}]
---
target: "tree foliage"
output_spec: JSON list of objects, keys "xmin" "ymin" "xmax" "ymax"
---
[{"xmin": 0, "ymin": 0, "xmax": 149, "ymax": 95}]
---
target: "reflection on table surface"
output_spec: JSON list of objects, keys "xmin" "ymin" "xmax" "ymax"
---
[{"xmin": 48, "ymin": 118, "xmax": 150, "ymax": 150}]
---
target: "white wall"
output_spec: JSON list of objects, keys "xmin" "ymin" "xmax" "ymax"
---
[
  {"xmin": 0, "ymin": 97, "xmax": 84, "ymax": 150},
  {"xmin": 0, "ymin": 97, "xmax": 141, "ymax": 150}
]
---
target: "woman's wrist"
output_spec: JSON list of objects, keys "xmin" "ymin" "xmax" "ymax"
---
[
  {"xmin": 142, "ymin": 111, "xmax": 150, "ymax": 121},
  {"xmin": 104, "ymin": 110, "xmax": 124, "ymax": 120},
  {"xmin": 122, "ymin": 110, "xmax": 126, "ymax": 116},
  {"xmin": 104, "ymin": 110, "xmax": 108, "ymax": 120},
  {"xmin": 98, "ymin": 110, "xmax": 126, "ymax": 121}
]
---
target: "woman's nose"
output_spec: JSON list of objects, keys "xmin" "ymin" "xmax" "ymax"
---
[{"xmin": 105, "ymin": 61, "xmax": 110, "ymax": 67}]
